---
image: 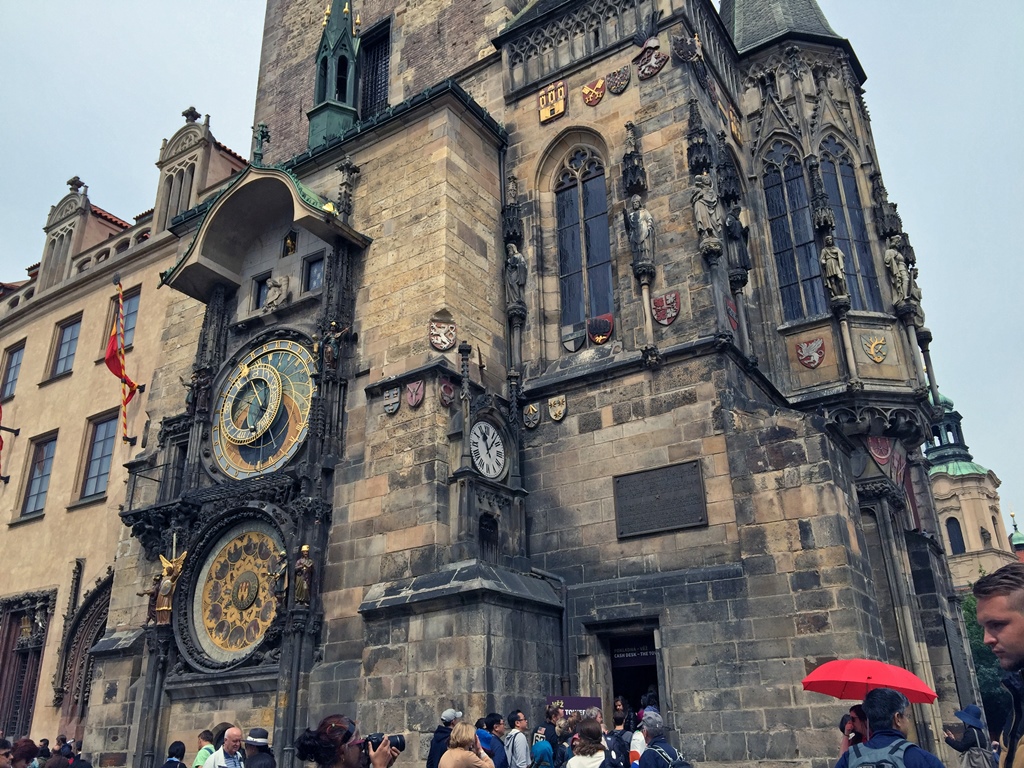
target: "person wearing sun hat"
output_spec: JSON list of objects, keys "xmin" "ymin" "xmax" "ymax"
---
[{"xmin": 943, "ymin": 704, "xmax": 990, "ymax": 766}]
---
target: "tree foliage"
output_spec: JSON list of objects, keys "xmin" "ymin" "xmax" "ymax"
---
[{"xmin": 962, "ymin": 593, "xmax": 1012, "ymax": 736}]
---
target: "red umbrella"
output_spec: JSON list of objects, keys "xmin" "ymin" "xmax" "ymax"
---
[{"xmin": 802, "ymin": 658, "xmax": 937, "ymax": 704}]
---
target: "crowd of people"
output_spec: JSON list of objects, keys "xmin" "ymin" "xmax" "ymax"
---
[
  {"xmin": 414, "ymin": 693, "xmax": 687, "ymax": 768},
  {"xmin": 14, "ymin": 559, "xmax": 1024, "ymax": 768},
  {"xmin": 0, "ymin": 734, "xmax": 92, "ymax": 768}
]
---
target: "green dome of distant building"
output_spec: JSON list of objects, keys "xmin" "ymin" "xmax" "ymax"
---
[{"xmin": 928, "ymin": 459, "xmax": 990, "ymax": 478}]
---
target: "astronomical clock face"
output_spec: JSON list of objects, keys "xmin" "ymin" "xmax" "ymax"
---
[
  {"xmin": 191, "ymin": 523, "xmax": 282, "ymax": 664},
  {"xmin": 211, "ymin": 338, "xmax": 316, "ymax": 479}
]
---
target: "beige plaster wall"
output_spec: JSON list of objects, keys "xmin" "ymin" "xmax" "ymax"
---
[{"xmin": 0, "ymin": 233, "xmax": 199, "ymax": 741}]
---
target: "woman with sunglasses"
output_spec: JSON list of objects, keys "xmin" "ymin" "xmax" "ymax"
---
[{"xmin": 295, "ymin": 715, "xmax": 400, "ymax": 768}]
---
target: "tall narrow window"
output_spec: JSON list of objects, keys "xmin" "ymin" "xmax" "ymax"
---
[
  {"xmin": 2, "ymin": 343, "xmax": 25, "ymax": 399},
  {"xmin": 253, "ymin": 275, "xmax": 271, "ymax": 310},
  {"xmin": 304, "ymin": 251, "xmax": 325, "ymax": 292},
  {"xmin": 122, "ymin": 290, "xmax": 141, "ymax": 347},
  {"xmin": 555, "ymin": 146, "xmax": 614, "ymax": 352},
  {"xmin": 819, "ymin": 136, "xmax": 882, "ymax": 311},
  {"xmin": 335, "ymin": 57, "xmax": 349, "ymax": 102},
  {"xmin": 945, "ymin": 517, "xmax": 966, "ymax": 555},
  {"xmin": 52, "ymin": 317, "xmax": 82, "ymax": 377},
  {"xmin": 23, "ymin": 435, "xmax": 57, "ymax": 516},
  {"xmin": 360, "ymin": 26, "xmax": 391, "ymax": 119},
  {"xmin": 82, "ymin": 416, "xmax": 118, "ymax": 498},
  {"xmin": 763, "ymin": 141, "xmax": 826, "ymax": 321},
  {"xmin": 317, "ymin": 58, "xmax": 328, "ymax": 103}
]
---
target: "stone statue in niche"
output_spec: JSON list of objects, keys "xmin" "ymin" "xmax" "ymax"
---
[
  {"xmin": 294, "ymin": 545, "xmax": 314, "ymax": 605},
  {"xmin": 180, "ymin": 367, "xmax": 212, "ymax": 415},
  {"xmin": 691, "ymin": 172, "xmax": 721, "ymax": 241},
  {"xmin": 625, "ymin": 121, "xmax": 638, "ymax": 154},
  {"xmin": 884, "ymin": 235, "xmax": 910, "ymax": 302},
  {"xmin": 137, "ymin": 573, "xmax": 161, "ymax": 624},
  {"xmin": 724, "ymin": 205, "xmax": 750, "ymax": 271},
  {"xmin": 270, "ymin": 550, "xmax": 288, "ymax": 609},
  {"xmin": 819, "ymin": 235, "xmax": 848, "ymax": 300},
  {"xmin": 263, "ymin": 275, "xmax": 289, "ymax": 313},
  {"xmin": 625, "ymin": 195, "xmax": 656, "ymax": 266},
  {"xmin": 321, "ymin": 321, "xmax": 349, "ymax": 373},
  {"xmin": 504, "ymin": 243, "xmax": 528, "ymax": 307}
]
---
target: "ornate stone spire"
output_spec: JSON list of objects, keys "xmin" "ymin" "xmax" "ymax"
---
[{"xmin": 719, "ymin": 0, "xmax": 842, "ymax": 54}]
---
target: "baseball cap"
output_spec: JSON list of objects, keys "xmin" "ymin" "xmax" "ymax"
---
[
  {"xmin": 641, "ymin": 711, "xmax": 663, "ymax": 730},
  {"xmin": 441, "ymin": 708, "xmax": 463, "ymax": 725}
]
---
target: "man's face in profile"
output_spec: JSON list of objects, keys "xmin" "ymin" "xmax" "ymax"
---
[{"xmin": 977, "ymin": 593, "xmax": 1024, "ymax": 670}]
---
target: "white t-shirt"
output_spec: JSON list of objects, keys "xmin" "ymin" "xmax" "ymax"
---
[{"xmin": 629, "ymin": 731, "xmax": 647, "ymax": 763}]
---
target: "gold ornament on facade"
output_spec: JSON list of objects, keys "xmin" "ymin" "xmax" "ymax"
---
[{"xmin": 861, "ymin": 335, "xmax": 888, "ymax": 364}]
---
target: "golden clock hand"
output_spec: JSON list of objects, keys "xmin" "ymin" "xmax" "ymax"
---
[{"xmin": 251, "ymin": 379, "xmax": 265, "ymax": 408}]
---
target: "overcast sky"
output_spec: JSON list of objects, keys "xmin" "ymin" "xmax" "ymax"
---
[{"xmin": 1, "ymin": 1, "xmax": 1021, "ymax": 534}]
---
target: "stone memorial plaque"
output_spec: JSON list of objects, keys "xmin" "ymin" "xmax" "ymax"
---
[{"xmin": 614, "ymin": 460, "xmax": 707, "ymax": 538}]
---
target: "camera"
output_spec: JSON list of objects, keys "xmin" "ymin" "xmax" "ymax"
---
[{"xmin": 364, "ymin": 733, "xmax": 406, "ymax": 753}]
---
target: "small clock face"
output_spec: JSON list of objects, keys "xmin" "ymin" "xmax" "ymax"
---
[
  {"xmin": 211, "ymin": 339, "xmax": 316, "ymax": 480},
  {"xmin": 470, "ymin": 420, "xmax": 507, "ymax": 479}
]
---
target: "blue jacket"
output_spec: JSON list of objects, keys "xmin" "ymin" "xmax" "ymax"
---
[
  {"xmin": 637, "ymin": 737, "xmax": 678, "ymax": 768},
  {"xmin": 834, "ymin": 729, "xmax": 945, "ymax": 768}
]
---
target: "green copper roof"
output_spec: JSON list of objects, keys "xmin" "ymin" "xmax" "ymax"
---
[
  {"xmin": 928, "ymin": 389, "xmax": 955, "ymax": 410},
  {"xmin": 929, "ymin": 459, "xmax": 991, "ymax": 478},
  {"xmin": 1011, "ymin": 529, "xmax": 1024, "ymax": 547}
]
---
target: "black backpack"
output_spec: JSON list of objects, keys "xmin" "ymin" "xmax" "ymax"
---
[
  {"xmin": 847, "ymin": 739, "xmax": 911, "ymax": 768},
  {"xmin": 647, "ymin": 745, "xmax": 693, "ymax": 768},
  {"xmin": 604, "ymin": 732, "xmax": 630, "ymax": 767}
]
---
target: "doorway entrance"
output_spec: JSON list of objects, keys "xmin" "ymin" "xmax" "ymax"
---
[{"xmin": 609, "ymin": 633, "xmax": 659, "ymax": 715}]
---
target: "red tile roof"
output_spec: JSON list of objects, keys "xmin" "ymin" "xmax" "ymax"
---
[
  {"xmin": 90, "ymin": 205, "xmax": 131, "ymax": 229},
  {"xmin": 216, "ymin": 141, "xmax": 247, "ymax": 165}
]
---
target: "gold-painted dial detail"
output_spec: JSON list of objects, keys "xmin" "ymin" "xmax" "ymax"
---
[
  {"xmin": 211, "ymin": 339, "xmax": 315, "ymax": 480},
  {"xmin": 200, "ymin": 529, "xmax": 278, "ymax": 653}
]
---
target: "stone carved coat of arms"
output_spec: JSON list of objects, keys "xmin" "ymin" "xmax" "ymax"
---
[
  {"xmin": 429, "ymin": 318, "xmax": 457, "ymax": 351},
  {"xmin": 795, "ymin": 338, "xmax": 825, "ymax": 369},
  {"xmin": 652, "ymin": 291, "xmax": 679, "ymax": 326}
]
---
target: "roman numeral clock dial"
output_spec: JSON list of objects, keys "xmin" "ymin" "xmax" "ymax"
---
[
  {"xmin": 469, "ymin": 420, "xmax": 507, "ymax": 480},
  {"xmin": 210, "ymin": 339, "xmax": 316, "ymax": 480}
]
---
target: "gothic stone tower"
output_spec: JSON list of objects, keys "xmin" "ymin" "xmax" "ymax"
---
[{"xmin": 85, "ymin": 1, "xmax": 978, "ymax": 766}]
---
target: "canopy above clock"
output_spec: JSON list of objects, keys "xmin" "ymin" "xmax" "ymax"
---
[{"xmin": 160, "ymin": 164, "xmax": 371, "ymax": 304}]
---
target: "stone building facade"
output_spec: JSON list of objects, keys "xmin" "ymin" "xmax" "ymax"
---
[
  {"xmin": 69, "ymin": 1, "xmax": 984, "ymax": 767},
  {"xmin": 0, "ymin": 114, "xmax": 243, "ymax": 743}
]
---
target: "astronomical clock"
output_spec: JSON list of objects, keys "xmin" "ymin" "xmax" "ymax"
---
[
  {"xmin": 170, "ymin": 332, "xmax": 321, "ymax": 672},
  {"xmin": 209, "ymin": 338, "xmax": 317, "ymax": 480}
]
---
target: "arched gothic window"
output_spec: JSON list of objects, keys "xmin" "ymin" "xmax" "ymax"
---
[
  {"xmin": 555, "ymin": 146, "xmax": 614, "ymax": 352},
  {"xmin": 335, "ymin": 57, "xmax": 349, "ymax": 102},
  {"xmin": 819, "ymin": 136, "xmax": 882, "ymax": 311},
  {"xmin": 945, "ymin": 517, "xmax": 966, "ymax": 555},
  {"xmin": 763, "ymin": 141, "xmax": 826, "ymax": 321}
]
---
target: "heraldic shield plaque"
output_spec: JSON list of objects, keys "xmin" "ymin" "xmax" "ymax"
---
[{"xmin": 613, "ymin": 461, "xmax": 707, "ymax": 538}]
